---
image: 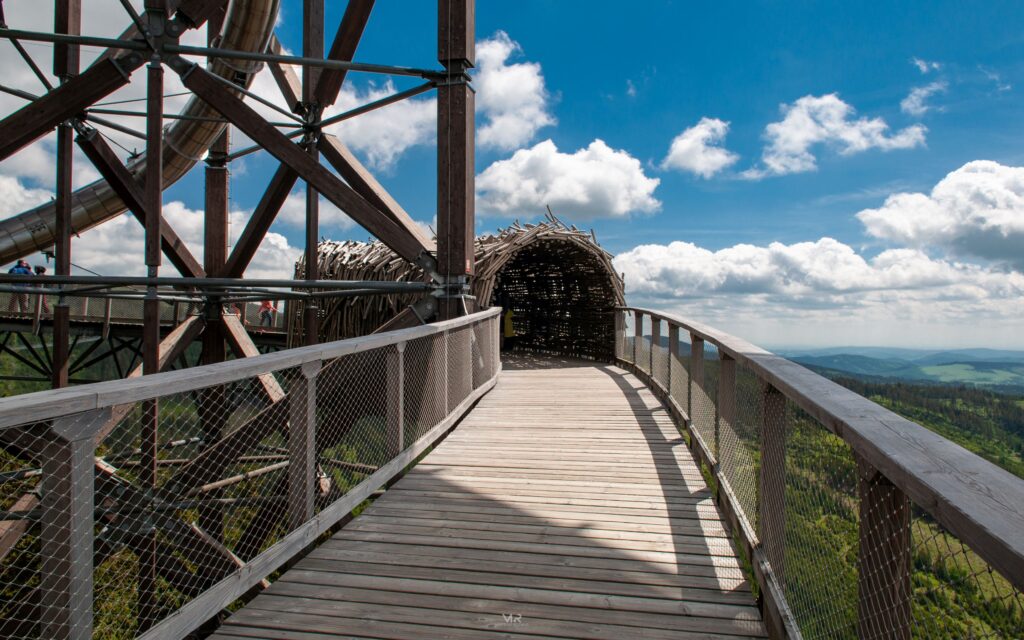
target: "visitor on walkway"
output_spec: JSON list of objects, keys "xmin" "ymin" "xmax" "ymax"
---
[
  {"xmin": 502, "ymin": 306, "xmax": 517, "ymax": 351},
  {"xmin": 6, "ymin": 260, "xmax": 31, "ymax": 312},
  {"xmin": 259, "ymin": 299, "xmax": 278, "ymax": 327},
  {"xmin": 33, "ymin": 265, "xmax": 51, "ymax": 314}
]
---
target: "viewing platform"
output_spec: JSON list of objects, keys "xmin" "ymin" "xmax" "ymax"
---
[
  {"xmin": 0, "ymin": 307, "xmax": 1022, "ymax": 639},
  {"xmin": 4, "ymin": 0, "xmax": 1020, "ymax": 636}
]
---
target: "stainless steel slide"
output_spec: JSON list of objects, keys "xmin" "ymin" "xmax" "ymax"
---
[{"xmin": 0, "ymin": 0, "xmax": 281, "ymax": 266}]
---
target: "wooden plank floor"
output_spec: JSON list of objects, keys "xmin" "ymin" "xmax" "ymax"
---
[{"xmin": 212, "ymin": 355, "xmax": 767, "ymax": 640}]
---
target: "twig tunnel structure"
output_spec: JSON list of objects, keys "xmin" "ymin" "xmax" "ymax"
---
[{"xmin": 292, "ymin": 219, "xmax": 625, "ymax": 360}]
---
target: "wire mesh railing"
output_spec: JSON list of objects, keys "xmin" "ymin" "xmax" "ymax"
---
[
  {"xmin": 0, "ymin": 307, "xmax": 501, "ymax": 640},
  {"xmin": 615, "ymin": 307, "xmax": 1024, "ymax": 640},
  {"xmin": 0, "ymin": 291, "xmax": 287, "ymax": 331}
]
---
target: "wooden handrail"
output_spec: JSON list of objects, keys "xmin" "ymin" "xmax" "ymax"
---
[
  {"xmin": 617, "ymin": 306, "xmax": 1024, "ymax": 594},
  {"xmin": 0, "ymin": 307, "xmax": 502, "ymax": 430}
]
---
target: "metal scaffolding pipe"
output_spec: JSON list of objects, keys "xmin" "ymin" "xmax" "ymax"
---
[
  {"xmin": 0, "ymin": 274, "xmax": 435, "ymax": 291},
  {"xmin": 0, "ymin": 0, "xmax": 280, "ymax": 266},
  {"xmin": 0, "ymin": 28, "xmax": 448, "ymax": 79}
]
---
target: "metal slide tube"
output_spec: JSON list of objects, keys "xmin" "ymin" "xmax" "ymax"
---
[{"xmin": 0, "ymin": 0, "xmax": 280, "ymax": 266}]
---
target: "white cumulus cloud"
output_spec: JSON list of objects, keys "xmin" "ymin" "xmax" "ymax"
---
[
  {"xmin": 257, "ymin": 31, "xmax": 554, "ymax": 170},
  {"xmin": 857, "ymin": 160, "xmax": 1024, "ymax": 268},
  {"xmin": 323, "ymin": 81, "xmax": 438, "ymax": 171},
  {"xmin": 660, "ymin": 118, "xmax": 739, "ymax": 178},
  {"xmin": 900, "ymin": 81, "xmax": 948, "ymax": 116},
  {"xmin": 0, "ymin": 175, "xmax": 53, "ymax": 217},
  {"xmin": 474, "ymin": 31, "xmax": 555, "ymax": 151},
  {"xmin": 615, "ymin": 238, "xmax": 994, "ymax": 299},
  {"xmin": 614, "ymin": 237, "xmax": 1024, "ymax": 348},
  {"xmin": 743, "ymin": 94, "xmax": 926, "ymax": 178},
  {"xmin": 476, "ymin": 139, "xmax": 661, "ymax": 220}
]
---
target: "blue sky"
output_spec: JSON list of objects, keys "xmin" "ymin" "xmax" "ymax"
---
[
  {"xmin": 1, "ymin": 0, "xmax": 1023, "ymax": 347},
  {"xmin": 163, "ymin": 0, "xmax": 1023, "ymax": 251}
]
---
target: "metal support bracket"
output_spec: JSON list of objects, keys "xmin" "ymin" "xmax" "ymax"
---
[
  {"xmin": 409, "ymin": 295, "xmax": 438, "ymax": 324},
  {"xmin": 434, "ymin": 71, "xmax": 473, "ymax": 88},
  {"xmin": 416, "ymin": 250, "xmax": 439, "ymax": 278}
]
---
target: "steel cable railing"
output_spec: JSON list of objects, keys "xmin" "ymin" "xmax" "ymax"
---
[
  {"xmin": 0, "ymin": 308, "xmax": 500, "ymax": 640},
  {"xmin": 615, "ymin": 307, "xmax": 1024, "ymax": 640}
]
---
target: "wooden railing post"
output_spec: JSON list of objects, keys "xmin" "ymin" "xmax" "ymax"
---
[
  {"xmin": 759, "ymin": 382, "xmax": 786, "ymax": 586},
  {"xmin": 633, "ymin": 310, "xmax": 642, "ymax": 365},
  {"xmin": 667, "ymin": 323, "xmax": 678, "ymax": 394},
  {"xmin": 717, "ymin": 353, "xmax": 735, "ymax": 460},
  {"xmin": 857, "ymin": 459, "xmax": 911, "ymax": 640},
  {"xmin": 40, "ymin": 408, "xmax": 109, "ymax": 640},
  {"xmin": 614, "ymin": 309, "xmax": 624, "ymax": 360},
  {"xmin": 650, "ymin": 316, "xmax": 661, "ymax": 378},
  {"xmin": 689, "ymin": 333, "xmax": 704, "ymax": 429},
  {"xmin": 387, "ymin": 343, "xmax": 405, "ymax": 456},
  {"xmin": 102, "ymin": 297, "xmax": 112, "ymax": 340},
  {"xmin": 32, "ymin": 290, "xmax": 43, "ymax": 334},
  {"xmin": 288, "ymin": 360, "xmax": 320, "ymax": 529}
]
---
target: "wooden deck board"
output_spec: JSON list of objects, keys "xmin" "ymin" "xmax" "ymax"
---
[{"xmin": 212, "ymin": 357, "xmax": 766, "ymax": 639}]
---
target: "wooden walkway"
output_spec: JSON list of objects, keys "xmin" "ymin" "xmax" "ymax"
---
[{"xmin": 212, "ymin": 356, "xmax": 767, "ymax": 639}]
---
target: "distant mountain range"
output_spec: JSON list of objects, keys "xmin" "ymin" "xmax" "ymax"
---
[{"xmin": 776, "ymin": 347, "xmax": 1024, "ymax": 391}]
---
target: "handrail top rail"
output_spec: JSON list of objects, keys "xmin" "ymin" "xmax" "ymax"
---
[
  {"xmin": 0, "ymin": 307, "xmax": 501, "ymax": 431},
  {"xmin": 620, "ymin": 305, "xmax": 1024, "ymax": 590}
]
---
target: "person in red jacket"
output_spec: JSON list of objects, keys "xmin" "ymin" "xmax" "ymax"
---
[{"xmin": 259, "ymin": 299, "xmax": 278, "ymax": 327}]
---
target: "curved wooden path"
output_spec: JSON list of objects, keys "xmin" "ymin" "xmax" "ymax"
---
[{"xmin": 211, "ymin": 356, "xmax": 766, "ymax": 639}]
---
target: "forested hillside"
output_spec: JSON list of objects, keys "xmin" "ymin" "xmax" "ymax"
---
[
  {"xmin": 828, "ymin": 376, "xmax": 1024, "ymax": 480},
  {"xmin": 776, "ymin": 374, "xmax": 1024, "ymax": 637}
]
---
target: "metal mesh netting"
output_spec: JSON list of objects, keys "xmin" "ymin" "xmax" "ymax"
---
[
  {"xmin": 651, "ymin": 324, "xmax": 669, "ymax": 389},
  {"xmin": 446, "ymin": 326, "xmax": 473, "ymax": 414},
  {"xmin": 619, "ymin": 310, "xmax": 634, "ymax": 364},
  {"xmin": 779, "ymin": 402, "xmax": 860, "ymax": 638},
  {"xmin": 472, "ymin": 316, "xmax": 499, "ymax": 391},
  {"xmin": 635, "ymin": 315, "xmax": 651, "ymax": 375},
  {"xmin": 690, "ymin": 344, "xmax": 719, "ymax": 460},
  {"xmin": 910, "ymin": 513, "xmax": 1024, "ymax": 637},
  {"xmin": 0, "ymin": 294, "xmax": 284, "ymax": 329},
  {"xmin": 313, "ymin": 349, "xmax": 391, "ymax": 519},
  {"xmin": 0, "ymin": 312, "xmax": 500, "ymax": 639},
  {"xmin": 614, "ymin": 312, "xmax": 1024, "ymax": 639},
  {"xmin": 719, "ymin": 363, "xmax": 761, "ymax": 534},
  {"xmin": 403, "ymin": 333, "xmax": 449, "ymax": 446},
  {"xmin": 669, "ymin": 333, "xmax": 690, "ymax": 413}
]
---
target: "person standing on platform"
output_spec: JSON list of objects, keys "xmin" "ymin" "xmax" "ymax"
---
[
  {"xmin": 7, "ymin": 260, "xmax": 32, "ymax": 312},
  {"xmin": 33, "ymin": 265, "xmax": 51, "ymax": 314},
  {"xmin": 259, "ymin": 299, "xmax": 278, "ymax": 327},
  {"xmin": 502, "ymin": 306, "xmax": 517, "ymax": 351}
]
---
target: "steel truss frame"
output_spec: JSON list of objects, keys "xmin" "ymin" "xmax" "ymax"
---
[
  {"xmin": 0, "ymin": 0, "xmax": 475, "ymax": 632},
  {"xmin": 0, "ymin": 0, "xmax": 476, "ymax": 385}
]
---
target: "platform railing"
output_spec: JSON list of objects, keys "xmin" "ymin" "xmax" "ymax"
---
[
  {"xmin": 615, "ymin": 307, "xmax": 1024, "ymax": 640},
  {"xmin": 0, "ymin": 291, "xmax": 287, "ymax": 331},
  {"xmin": 0, "ymin": 307, "xmax": 501, "ymax": 640}
]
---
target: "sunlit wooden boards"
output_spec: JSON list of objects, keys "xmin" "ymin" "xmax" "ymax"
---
[{"xmin": 211, "ymin": 356, "xmax": 767, "ymax": 639}]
